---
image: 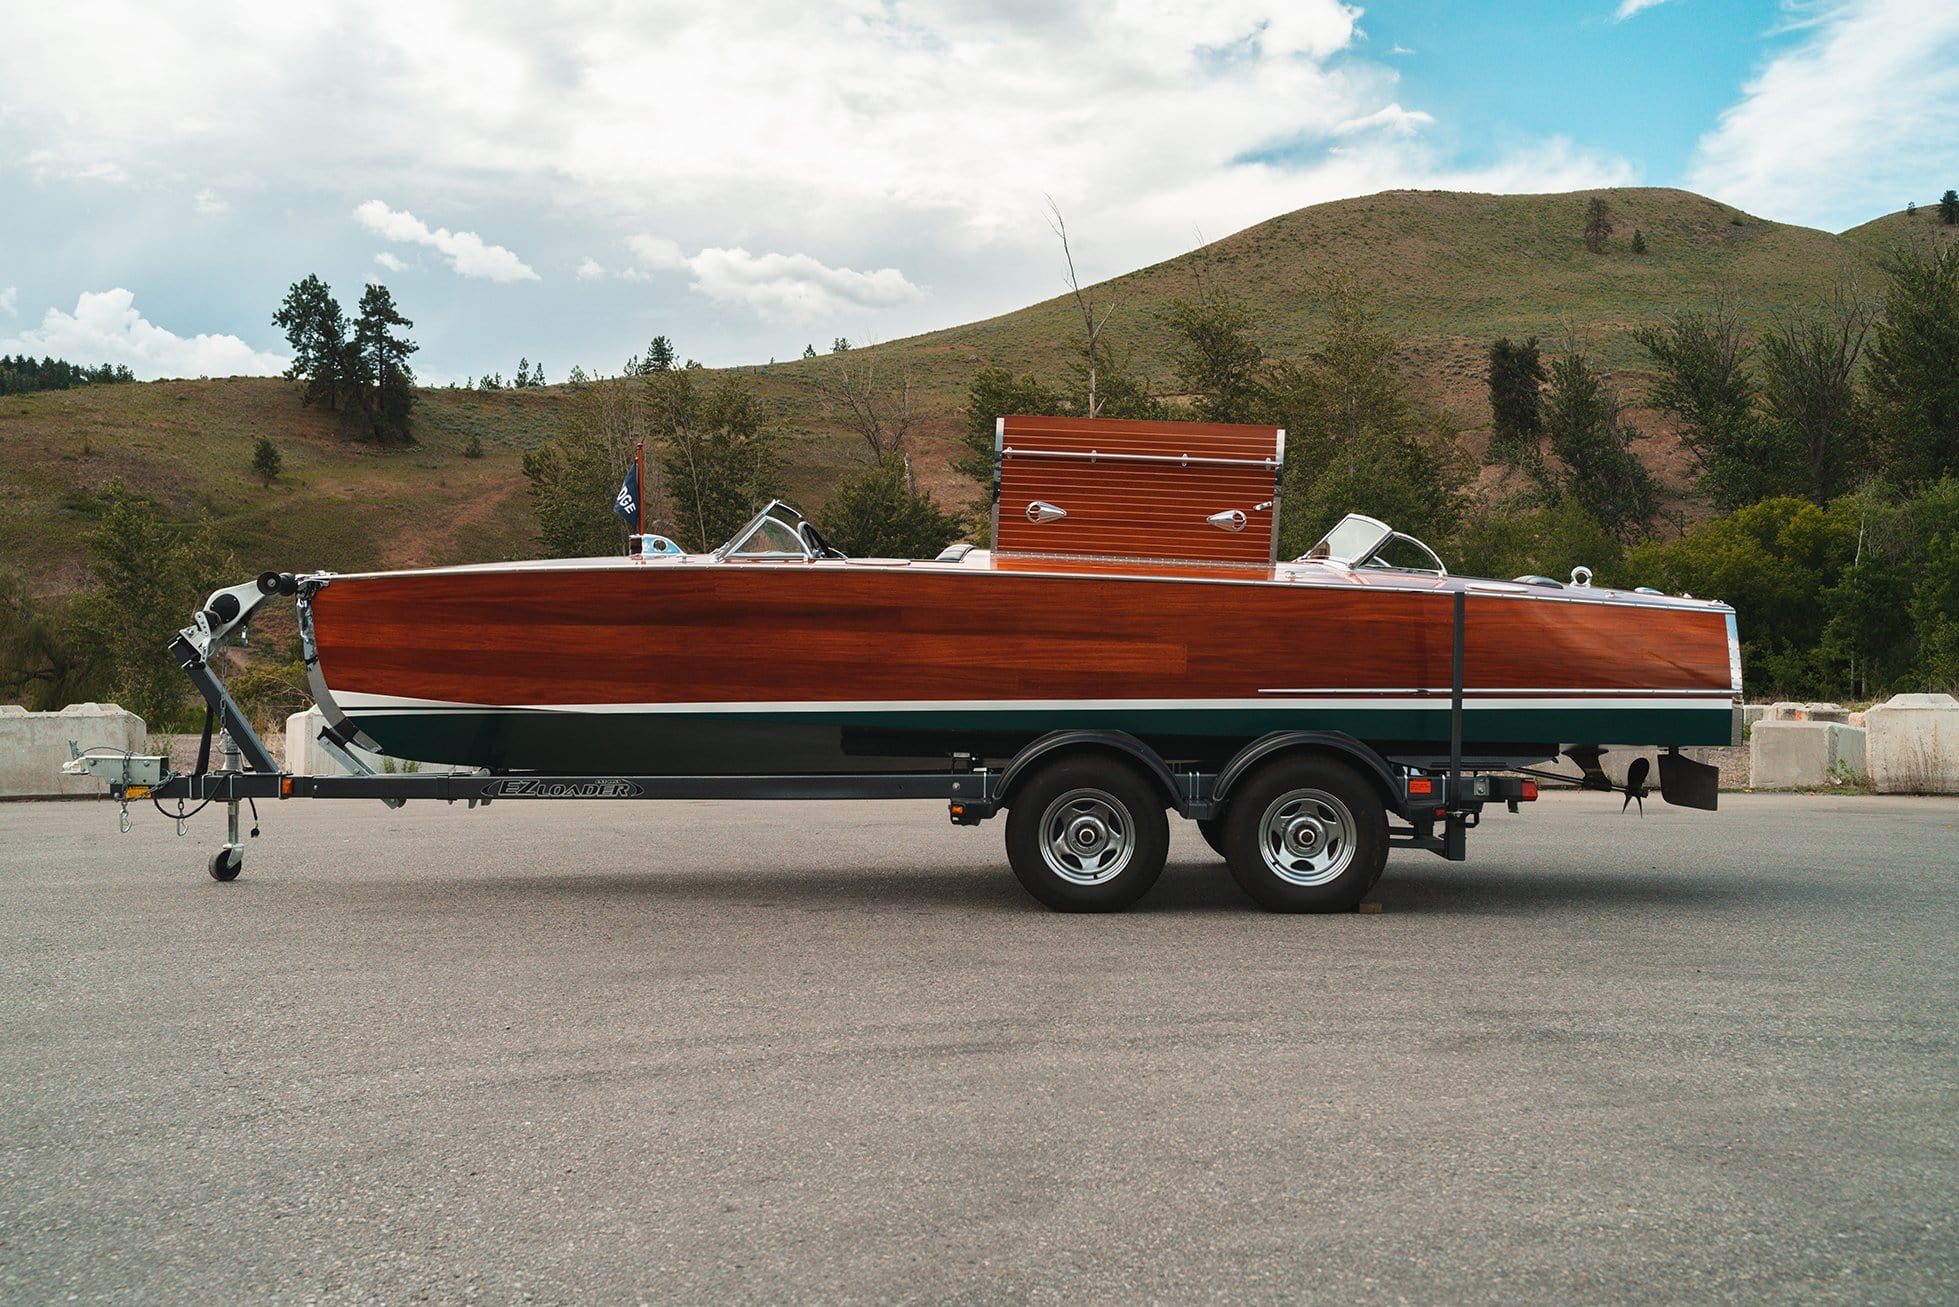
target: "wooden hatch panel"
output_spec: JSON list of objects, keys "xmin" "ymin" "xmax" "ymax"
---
[{"xmin": 992, "ymin": 415, "xmax": 1285, "ymax": 566}]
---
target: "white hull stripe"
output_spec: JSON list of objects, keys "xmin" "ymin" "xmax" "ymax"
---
[{"xmin": 330, "ymin": 691, "xmax": 1733, "ymax": 716}]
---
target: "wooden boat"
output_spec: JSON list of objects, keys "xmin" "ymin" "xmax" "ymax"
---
[{"xmin": 299, "ymin": 416, "xmax": 1740, "ymax": 776}]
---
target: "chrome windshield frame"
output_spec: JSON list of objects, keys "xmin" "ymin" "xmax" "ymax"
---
[
  {"xmin": 714, "ymin": 500, "xmax": 818, "ymax": 562},
  {"xmin": 1299, "ymin": 513, "xmax": 1449, "ymax": 576}
]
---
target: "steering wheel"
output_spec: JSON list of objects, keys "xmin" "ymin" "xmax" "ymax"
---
[{"xmin": 800, "ymin": 520, "xmax": 847, "ymax": 559}]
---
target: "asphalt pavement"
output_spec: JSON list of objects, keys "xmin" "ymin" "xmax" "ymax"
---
[{"xmin": 1, "ymin": 792, "xmax": 1954, "ymax": 1304}]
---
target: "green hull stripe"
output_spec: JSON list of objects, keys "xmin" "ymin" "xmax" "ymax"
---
[{"xmin": 348, "ymin": 704, "xmax": 1732, "ymax": 773}]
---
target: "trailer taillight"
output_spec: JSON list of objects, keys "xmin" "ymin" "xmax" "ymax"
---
[
  {"xmin": 1407, "ymin": 777, "xmax": 1433, "ymax": 796},
  {"xmin": 1520, "ymin": 781, "xmax": 1538, "ymax": 801}
]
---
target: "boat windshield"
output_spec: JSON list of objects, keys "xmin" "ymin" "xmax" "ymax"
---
[
  {"xmin": 715, "ymin": 500, "xmax": 846, "ymax": 561},
  {"xmin": 1302, "ymin": 512, "xmax": 1448, "ymax": 576}
]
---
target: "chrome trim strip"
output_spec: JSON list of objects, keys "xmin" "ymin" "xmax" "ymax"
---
[
  {"xmin": 1001, "ymin": 445, "xmax": 1280, "ymax": 470},
  {"xmin": 318, "ymin": 552, "xmax": 1735, "ymax": 614},
  {"xmin": 332, "ymin": 691, "xmax": 1736, "ymax": 716},
  {"xmin": 1256, "ymin": 687, "xmax": 1735, "ymax": 698}
]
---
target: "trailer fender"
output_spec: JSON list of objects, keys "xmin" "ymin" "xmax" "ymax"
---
[
  {"xmin": 994, "ymin": 731, "xmax": 1190, "ymax": 815},
  {"xmin": 1212, "ymin": 732, "xmax": 1406, "ymax": 818}
]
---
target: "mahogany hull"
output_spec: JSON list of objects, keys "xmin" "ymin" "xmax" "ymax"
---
[{"xmin": 303, "ymin": 556, "xmax": 1740, "ymax": 774}]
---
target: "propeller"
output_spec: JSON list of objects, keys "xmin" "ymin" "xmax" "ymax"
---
[{"xmin": 1621, "ymin": 757, "xmax": 1650, "ymax": 815}]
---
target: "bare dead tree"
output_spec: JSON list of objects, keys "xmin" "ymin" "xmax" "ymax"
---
[
  {"xmin": 807, "ymin": 342, "xmax": 921, "ymax": 490},
  {"xmin": 1046, "ymin": 197, "xmax": 1117, "ymax": 418},
  {"xmin": 1761, "ymin": 281, "xmax": 1874, "ymax": 501}
]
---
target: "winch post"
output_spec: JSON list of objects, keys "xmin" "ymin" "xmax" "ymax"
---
[{"xmin": 170, "ymin": 632, "xmax": 278, "ymax": 775}]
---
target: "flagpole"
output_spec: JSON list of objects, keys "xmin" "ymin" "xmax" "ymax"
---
[{"xmin": 634, "ymin": 440, "xmax": 645, "ymax": 541}]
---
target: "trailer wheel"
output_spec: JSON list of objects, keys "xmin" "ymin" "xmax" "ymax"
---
[
  {"xmin": 1224, "ymin": 756, "xmax": 1385, "ymax": 913},
  {"xmin": 1005, "ymin": 758, "xmax": 1168, "ymax": 912},
  {"xmin": 1196, "ymin": 816, "xmax": 1229, "ymax": 859},
  {"xmin": 208, "ymin": 848, "xmax": 242, "ymax": 882}
]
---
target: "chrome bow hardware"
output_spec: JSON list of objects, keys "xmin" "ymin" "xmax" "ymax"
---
[
  {"xmin": 1026, "ymin": 501, "xmax": 1067, "ymax": 524},
  {"xmin": 1207, "ymin": 509, "xmax": 1248, "ymax": 533}
]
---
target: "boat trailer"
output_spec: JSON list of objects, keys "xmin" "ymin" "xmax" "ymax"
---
[{"xmin": 66, "ymin": 571, "xmax": 1709, "ymax": 910}]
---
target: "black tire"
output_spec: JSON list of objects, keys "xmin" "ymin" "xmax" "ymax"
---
[
  {"xmin": 209, "ymin": 848, "xmax": 242, "ymax": 882},
  {"xmin": 1004, "ymin": 757, "xmax": 1169, "ymax": 912},
  {"xmin": 1223, "ymin": 756, "xmax": 1386, "ymax": 913},
  {"xmin": 1196, "ymin": 815, "xmax": 1229, "ymax": 859}
]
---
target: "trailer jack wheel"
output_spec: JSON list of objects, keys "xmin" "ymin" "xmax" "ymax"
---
[{"xmin": 209, "ymin": 848, "xmax": 242, "ymax": 882}]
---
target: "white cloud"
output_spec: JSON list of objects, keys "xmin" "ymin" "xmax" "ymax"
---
[
  {"xmin": 626, "ymin": 236, "xmax": 689, "ymax": 272},
  {"xmin": 374, "ymin": 251, "xmax": 408, "ymax": 272},
  {"xmin": 193, "ymin": 188, "xmax": 229, "ymax": 216},
  {"xmin": 1334, "ymin": 104, "xmax": 1435, "ymax": 137},
  {"xmin": 23, "ymin": 149, "xmax": 129, "ymax": 184},
  {"xmin": 0, "ymin": 289, "xmax": 287, "ymax": 380},
  {"xmin": 1687, "ymin": 0, "xmax": 1959, "ymax": 229},
  {"xmin": 627, "ymin": 237, "xmax": 923, "ymax": 322},
  {"xmin": 575, "ymin": 257, "xmax": 604, "ymax": 280},
  {"xmin": 353, "ymin": 200, "xmax": 539, "ymax": 282},
  {"xmin": 1613, "ymin": 0, "xmax": 1669, "ymax": 20},
  {"xmin": 0, "ymin": 1, "xmax": 1653, "ymax": 359},
  {"xmin": 0, "ymin": 287, "xmax": 16, "ymax": 318}
]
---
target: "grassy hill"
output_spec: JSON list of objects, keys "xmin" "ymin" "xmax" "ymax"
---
[{"xmin": 5, "ymin": 186, "xmax": 1948, "ymax": 594}]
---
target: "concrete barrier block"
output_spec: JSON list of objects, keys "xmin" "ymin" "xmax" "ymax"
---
[
  {"xmin": 0, "ymin": 703, "xmax": 147, "ymax": 798},
  {"xmin": 1798, "ymin": 702, "xmax": 1850, "ymax": 723},
  {"xmin": 1769, "ymin": 701, "xmax": 1806, "ymax": 721},
  {"xmin": 1741, "ymin": 704, "xmax": 1768, "ymax": 729},
  {"xmin": 284, "ymin": 707, "xmax": 476, "ymax": 776},
  {"xmin": 1865, "ymin": 692, "xmax": 1959, "ymax": 795},
  {"xmin": 1750, "ymin": 720, "xmax": 1865, "ymax": 789},
  {"xmin": 1683, "ymin": 744, "xmax": 1751, "ymax": 789}
]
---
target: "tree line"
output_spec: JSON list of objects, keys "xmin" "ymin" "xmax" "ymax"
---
[{"xmin": 0, "ymin": 354, "xmax": 136, "ymax": 396}]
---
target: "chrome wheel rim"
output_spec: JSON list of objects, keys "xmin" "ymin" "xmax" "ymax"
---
[
  {"xmin": 1039, "ymin": 789, "xmax": 1135, "ymax": 886},
  {"xmin": 1258, "ymin": 788, "xmax": 1357, "ymax": 887}
]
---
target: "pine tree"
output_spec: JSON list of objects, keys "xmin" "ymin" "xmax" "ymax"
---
[
  {"xmin": 349, "ymin": 283, "xmax": 417, "ymax": 443},
  {"xmin": 1485, "ymin": 337, "xmax": 1546, "ymax": 469},
  {"xmin": 1942, "ymin": 190, "xmax": 1959, "ymax": 225},
  {"xmin": 1538, "ymin": 353, "xmax": 1655, "ymax": 540},
  {"xmin": 644, "ymin": 336, "xmax": 675, "ymax": 372},
  {"xmin": 1583, "ymin": 197, "xmax": 1613, "ymax": 254},
  {"xmin": 272, "ymin": 274, "xmax": 348, "ymax": 410},
  {"xmin": 1868, "ymin": 243, "xmax": 1959, "ymax": 484},
  {"xmin": 1631, "ymin": 229, "xmax": 1647, "ymax": 255},
  {"xmin": 252, "ymin": 435, "xmax": 282, "ymax": 485}
]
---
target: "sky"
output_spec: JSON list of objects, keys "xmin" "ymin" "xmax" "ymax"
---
[{"xmin": 1, "ymin": 0, "xmax": 1955, "ymax": 384}]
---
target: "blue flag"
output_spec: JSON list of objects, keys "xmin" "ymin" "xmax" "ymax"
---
[{"xmin": 613, "ymin": 462, "xmax": 639, "ymax": 523}]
